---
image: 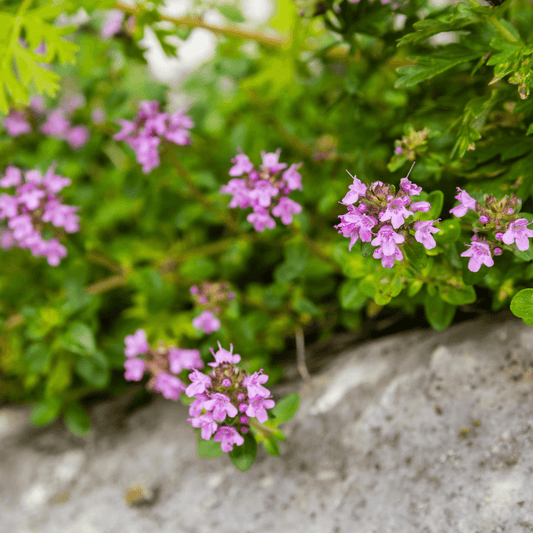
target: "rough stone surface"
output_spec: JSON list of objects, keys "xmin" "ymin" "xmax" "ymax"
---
[{"xmin": 2, "ymin": 311, "xmax": 533, "ymax": 532}]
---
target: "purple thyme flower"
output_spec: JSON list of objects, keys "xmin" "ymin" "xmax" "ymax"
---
[
  {"xmin": 229, "ymin": 151, "xmax": 254, "ymax": 176},
  {"xmin": 153, "ymin": 372, "xmax": 186, "ymax": 400},
  {"xmin": 414, "ymin": 220, "xmax": 440, "ymax": 250},
  {"xmin": 192, "ymin": 310, "xmax": 221, "ymax": 335},
  {"xmin": 247, "ymin": 210, "xmax": 276, "ymax": 232},
  {"xmin": 124, "ymin": 329, "xmax": 149, "ymax": 358},
  {"xmin": 400, "ymin": 177, "xmax": 421, "ymax": 196},
  {"xmin": 189, "ymin": 412, "xmax": 218, "ymax": 440},
  {"xmin": 66, "ymin": 125, "xmax": 90, "ymax": 149},
  {"xmin": 124, "ymin": 358, "xmax": 146, "ymax": 381},
  {"xmin": 203, "ymin": 392, "xmax": 238, "ymax": 421},
  {"xmin": 189, "ymin": 393, "xmax": 208, "ymax": 417},
  {"xmin": 101, "ymin": 10, "xmax": 125, "ymax": 38},
  {"xmin": 114, "ymin": 101, "xmax": 193, "ymax": 173},
  {"xmin": 337, "ymin": 210, "xmax": 377, "ymax": 250},
  {"xmin": 271, "ymin": 196, "xmax": 302, "ymax": 225},
  {"xmin": 169, "ymin": 348, "xmax": 203, "ymax": 374},
  {"xmin": 461, "ymin": 240, "xmax": 494, "ymax": 272},
  {"xmin": 0, "ymin": 165, "xmax": 79, "ymax": 265},
  {"xmin": 282, "ymin": 164, "xmax": 303, "ymax": 191},
  {"xmin": 411, "ymin": 201, "xmax": 431, "ymax": 213},
  {"xmin": 40, "ymin": 110, "xmax": 70, "ymax": 138},
  {"xmin": 186, "ymin": 369, "xmax": 212, "ymax": 397},
  {"xmin": 242, "ymin": 370, "xmax": 271, "ymax": 399},
  {"xmin": 261, "ymin": 148, "xmax": 287, "ymax": 173},
  {"xmin": 213, "ymin": 426, "xmax": 245, "ymax": 452},
  {"xmin": 341, "ymin": 173, "xmax": 367, "ymax": 206},
  {"xmin": 373, "ymin": 243, "xmax": 403, "ymax": 268},
  {"xmin": 3, "ymin": 111, "xmax": 31, "ymax": 137},
  {"xmin": 208, "ymin": 342, "xmax": 241, "ymax": 367},
  {"xmin": 450, "ymin": 188, "xmax": 476, "ymax": 217},
  {"xmin": 379, "ymin": 197, "xmax": 414, "ymax": 229},
  {"xmin": 371, "ymin": 225, "xmax": 405, "ymax": 256},
  {"xmin": 501, "ymin": 218, "xmax": 533, "ymax": 251},
  {"xmin": 246, "ymin": 396, "xmax": 276, "ymax": 424}
]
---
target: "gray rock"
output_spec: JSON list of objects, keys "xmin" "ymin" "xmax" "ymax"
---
[{"xmin": 2, "ymin": 311, "xmax": 533, "ymax": 532}]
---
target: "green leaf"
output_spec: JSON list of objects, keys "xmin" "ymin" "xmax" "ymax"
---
[
  {"xmin": 23, "ymin": 343, "xmax": 51, "ymax": 373},
  {"xmin": 434, "ymin": 219, "xmax": 461, "ymax": 245},
  {"xmin": 424, "ymin": 292, "xmax": 456, "ymax": 331},
  {"xmin": 510, "ymin": 289, "xmax": 533, "ymax": 322},
  {"xmin": 403, "ymin": 240, "xmax": 428, "ymax": 272},
  {"xmin": 293, "ymin": 298, "xmax": 320, "ymax": 316},
  {"xmin": 438, "ymin": 283, "xmax": 476, "ymax": 305},
  {"xmin": 261, "ymin": 436, "xmax": 280, "ymax": 456},
  {"xmin": 408, "ymin": 279, "xmax": 424, "ymax": 298},
  {"xmin": 271, "ymin": 393, "xmax": 300, "ymax": 424},
  {"xmin": 422, "ymin": 190, "xmax": 444, "ymax": 220},
  {"xmin": 218, "ymin": 5, "xmax": 245, "ymax": 22},
  {"xmin": 462, "ymin": 259, "xmax": 489, "ymax": 285},
  {"xmin": 338, "ymin": 279, "xmax": 367, "ymax": 311},
  {"xmin": 397, "ymin": 4, "xmax": 484, "ymax": 47},
  {"xmin": 45, "ymin": 358, "xmax": 72, "ymax": 395},
  {"xmin": 64, "ymin": 403, "xmax": 91, "ymax": 436},
  {"xmin": 395, "ymin": 47, "xmax": 484, "ymax": 89},
  {"xmin": 373, "ymin": 271, "xmax": 404, "ymax": 306},
  {"xmin": 196, "ymin": 432, "xmax": 224, "ymax": 458},
  {"xmin": 60, "ymin": 322, "xmax": 96, "ymax": 355},
  {"xmin": 333, "ymin": 242, "xmax": 371, "ymax": 279},
  {"xmin": 228, "ymin": 432, "xmax": 258, "ymax": 472},
  {"xmin": 513, "ymin": 245, "xmax": 533, "ymax": 262},
  {"xmin": 274, "ymin": 240, "xmax": 308, "ymax": 283},
  {"xmin": 0, "ymin": 5, "xmax": 79, "ymax": 112},
  {"xmin": 179, "ymin": 257, "xmax": 217, "ymax": 281},
  {"xmin": 31, "ymin": 397, "xmax": 62, "ymax": 427},
  {"xmin": 75, "ymin": 350, "xmax": 110, "ymax": 388},
  {"xmin": 61, "ymin": 278, "xmax": 94, "ymax": 316}
]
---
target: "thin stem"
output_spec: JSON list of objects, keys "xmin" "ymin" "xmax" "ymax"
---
[
  {"xmin": 489, "ymin": 17, "xmax": 518, "ymax": 44},
  {"xmin": 114, "ymin": 1, "xmax": 287, "ymax": 48},
  {"xmin": 85, "ymin": 252, "xmax": 124, "ymax": 274},
  {"xmin": 295, "ymin": 325, "xmax": 310, "ymax": 382}
]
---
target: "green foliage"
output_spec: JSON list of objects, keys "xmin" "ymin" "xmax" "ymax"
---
[
  {"xmin": 0, "ymin": 0, "xmax": 79, "ymax": 113},
  {"xmin": 0, "ymin": 0, "xmax": 532, "ymax": 462}
]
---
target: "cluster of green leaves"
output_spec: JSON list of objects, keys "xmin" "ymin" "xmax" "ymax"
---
[{"xmin": 1, "ymin": 0, "xmax": 533, "ymax": 446}]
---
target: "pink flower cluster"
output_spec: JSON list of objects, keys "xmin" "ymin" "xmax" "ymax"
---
[
  {"xmin": 450, "ymin": 188, "xmax": 533, "ymax": 272},
  {"xmin": 123, "ymin": 329, "xmax": 205, "ymax": 400},
  {"xmin": 335, "ymin": 172, "xmax": 439, "ymax": 267},
  {"xmin": 114, "ymin": 101, "xmax": 194, "ymax": 173},
  {"xmin": 220, "ymin": 148, "xmax": 303, "ymax": 232},
  {"xmin": 190, "ymin": 281, "xmax": 235, "ymax": 335},
  {"xmin": 0, "ymin": 165, "xmax": 80, "ymax": 266},
  {"xmin": 3, "ymin": 95, "xmax": 90, "ymax": 150},
  {"xmin": 186, "ymin": 342, "xmax": 275, "ymax": 453}
]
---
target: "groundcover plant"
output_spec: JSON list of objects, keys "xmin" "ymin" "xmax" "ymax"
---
[{"xmin": 1, "ymin": 0, "xmax": 533, "ymax": 471}]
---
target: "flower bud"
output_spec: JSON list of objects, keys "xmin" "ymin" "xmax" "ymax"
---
[
  {"xmin": 241, "ymin": 426, "xmax": 249, "ymax": 434},
  {"xmin": 479, "ymin": 215, "xmax": 489, "ymax": 224},
  {"xmin": 494, "ymin": 248, "xmax": 502, "ymax": 256},
  {"xmin": 222, "ymin": 378, "xmax": 231, "ymax": 387},
  {"xmin": 240, "ymin": 416, "xmax": 249, "ymax": 424},
  {"xmin": 495, "ymin": 232, "xmax": 504, "ymax": 240},
  {"xmin": 239, "ymin": 402, "xmax": 248, "ymax": 413},
  {"xmin": 237, "ymin": 393, "xmax": 245, "ymax": 401}
]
